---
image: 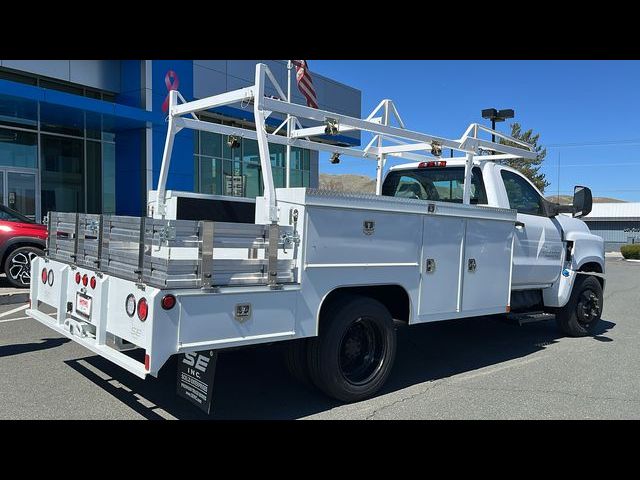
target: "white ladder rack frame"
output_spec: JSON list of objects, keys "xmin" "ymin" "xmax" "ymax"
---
[{"xmin": 156, "ymin": 63, "xmax": 537, "ymax": 222}]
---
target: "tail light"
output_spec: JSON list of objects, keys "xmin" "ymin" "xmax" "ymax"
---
[
  {"xmin": 75, "ymin": 272, "xmax": 81, "ymax": 284},
  {"xmin": 47, "ymin": 269, "xmax": 54, "ymax": 286},
  {"xmin": 90, "ymin": 276, "xmax": 97, "ymax": 289},
  {"xmin": 418, "ymin": 161, "xmax": 447, "ymax": 168},
  {"xmin": 144, "ymin": 353, "xmax": 150, "ymax": 371},
  {"xmin": 161, "ymin": 294, "xmax": 176, "ymax": 310},
  {"xmin": 82, "ymin": 274, "xmax": 88, "ymax": 287},
  {"xmin": 41, "ymin": 268, "xmax": 48, "ymax": 284},
  {"xmin": 137, "ymin": 297, "xmax": 148, "ymax": 321},
  {"xmin": 125, "ymin": 294, "xmax": 136, "ymax": 317}
]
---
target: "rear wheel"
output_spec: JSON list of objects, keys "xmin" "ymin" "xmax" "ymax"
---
[
  {"xmin": 555, "ymin": 275, "xmax": 603, "ymax": 337},
  {"xmin": 307, "ymin": 295, "xmax": 396, "ymax": 403},
  {"xmin": 283, "ymin": 339, "xmax": 313, "ymax": 388},
  {"xmin": 4, "ymin": 246, "xmax": 43, "ymax": 288}
]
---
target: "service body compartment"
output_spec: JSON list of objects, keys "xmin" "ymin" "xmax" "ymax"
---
[
  {"xmin": 462, "ymin": 218, "xmax": 514, "ymax": 314},
  {"xmin": 419, "ymin": 216, "xmax": 465, "ymax": 317}
]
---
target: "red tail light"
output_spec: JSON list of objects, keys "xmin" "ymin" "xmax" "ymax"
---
[
  {"xmin": 418, "ymin": 161, "xmax": 447, "ymax": 168},
  {"xmin": 137, "ymin": 297, "xmax": 148, "ymax": 321},
  {"xmin": 41, "ymin": 268, "xmax": 48, "ymax": 284},
  {"xmin": 161, "ymin": 294, "xmax": 176, "ymax": 310},
  {"xmin": 90, "ymin": 276, "xmax": 97, "ymax": 289},
  {"xmin": 75, "ymin": 272, "xmax": 81, "ymax": 284},
  {"xmin": 144, "ymin": 353, "xmax": 150, "ymax": 371},
  {"xmin": 82, "ymin": 274, "xmax": 88, "ymax": 287}
]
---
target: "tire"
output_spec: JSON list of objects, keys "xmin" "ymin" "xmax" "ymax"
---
[
  {"xmin": 555, "ymin": 275, "xmax": 603, "ymax": 337},
  {"xmin": 283, "ymin": 339, "xmax": 313, "ymax": 388},
  {"xmin": 4, "ymin": 246, "xmax": 43, "ymax": 288},
  {"xmin": 307, "ymin": 294, "xmax": 397, "ymax": 403}
]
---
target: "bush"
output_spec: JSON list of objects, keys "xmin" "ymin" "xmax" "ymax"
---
[{"xmin": 621, "ymin": 244, "xmax": 640, "ymax": 260}]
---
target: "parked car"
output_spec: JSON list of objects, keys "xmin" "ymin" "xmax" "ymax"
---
[{"xmin": 0, "ymin": 204, "xmax": 47, "ymax": 288}]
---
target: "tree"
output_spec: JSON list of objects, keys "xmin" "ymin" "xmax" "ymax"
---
[{"xmin": 499, "ymin": 122, "xmax": 550, "ymax": 193}]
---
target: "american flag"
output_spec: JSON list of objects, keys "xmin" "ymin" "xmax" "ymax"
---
[{"xmin": 292, "ymin": 60, "xmax": 318, "ymax": 109}]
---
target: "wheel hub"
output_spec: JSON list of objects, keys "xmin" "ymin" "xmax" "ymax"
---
[
  {"xmin": 577, "ymin": 289, "xmax": 600, "ymax": 324},
  {"xmin": 339, "ymin": 317, "xmax": 385, "ymax": 386}
]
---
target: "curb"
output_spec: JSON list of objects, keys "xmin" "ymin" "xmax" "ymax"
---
[{"xmin": 0, "ymin": 292, "xmax": 29, "ymax": 306}]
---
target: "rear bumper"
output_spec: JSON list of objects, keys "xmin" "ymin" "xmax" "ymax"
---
[{"xmin": 26, "ymin": 307, "xmax": 148, "ymax": 379}]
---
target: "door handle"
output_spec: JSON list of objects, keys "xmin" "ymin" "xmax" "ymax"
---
[{"xmin": 515, "ymin": 221, "xmax": 525, "ymax": 228}]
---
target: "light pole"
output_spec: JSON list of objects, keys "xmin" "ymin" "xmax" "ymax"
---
[{"xmin": 481, "ymin": 108, "xmax": 515, "ymax": 144}]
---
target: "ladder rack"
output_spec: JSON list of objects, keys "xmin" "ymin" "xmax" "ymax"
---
[{"xmin": 157, "ymin": 63, "xmax": 537, "ymax": 222}]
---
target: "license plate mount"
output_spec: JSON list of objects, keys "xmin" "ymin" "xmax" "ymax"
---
[{"xmin": 75, "ymin": 293, "xmax": 92, "ymax": 318}]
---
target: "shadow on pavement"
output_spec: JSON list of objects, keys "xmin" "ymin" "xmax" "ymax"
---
[
  {"xmin": 0, "ymin": 337, "xmax": 70, "ymax": 358},
  {"xmin": 64, "ymin": 315, "xmax": 615, "ymax": 420}
]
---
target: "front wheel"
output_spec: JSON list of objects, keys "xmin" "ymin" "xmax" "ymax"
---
[
  {"xmin": 307, "ymin": 295, "xmax": 397, "ymax": 403},
  {"xmin": 4, "ymin": 246, "xmax": 43, "ymax": 288},
  {"xmin": 555, "ymin": 275, "xmax": 603, "ymax": 337}
]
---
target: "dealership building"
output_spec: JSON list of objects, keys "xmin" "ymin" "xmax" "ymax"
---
[
  {"xmin": 583, "ymin": 203, "xmax": 640, "ymax": 251},
  {"xmin": 0, "ymin": 60, "xmax": 361, "ymax": 222}
]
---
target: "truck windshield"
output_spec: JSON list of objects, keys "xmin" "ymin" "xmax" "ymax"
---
[{"xmin": 381, "ymin": 167, "xmax": 488, "ymax": 204}]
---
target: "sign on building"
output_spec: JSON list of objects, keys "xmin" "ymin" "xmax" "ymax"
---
[{"xmin": 224, "ymin": 175, "xmax": 244, "ymax": 197}]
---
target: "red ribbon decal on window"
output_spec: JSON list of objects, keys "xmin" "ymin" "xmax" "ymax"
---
[{"xmin": 161, "ymin": 70, "xmax": 180, "ymax": 113}]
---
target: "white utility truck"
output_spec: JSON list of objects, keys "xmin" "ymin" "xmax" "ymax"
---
[{"xmin": 27, "ymin": 64, "xmax": 604, "ymax": 411}]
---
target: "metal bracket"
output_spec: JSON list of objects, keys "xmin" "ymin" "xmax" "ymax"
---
[
  {"xmin": 136, "ymin": 217, "xmax": 147, "ymax": 282},
  {"xmin": 199, "ymin": 221, "xmax": 214, "ymax": 289},
  {"xmin": 281, "ymin": 231, "xmax": 300, "ymax": 254},
  {"xmin": 267, "ymin": 223, "xmax": 279, "ymax": 287}
]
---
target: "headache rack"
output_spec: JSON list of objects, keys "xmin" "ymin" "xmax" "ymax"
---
[{"xmin": 45, "ymin": 212, "xmax": 297, "ymax": 289}]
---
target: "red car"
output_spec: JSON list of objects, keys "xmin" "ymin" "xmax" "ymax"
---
[{"xmin": 0, "ymin": 204, "xmax": 47, "ymax": 288}]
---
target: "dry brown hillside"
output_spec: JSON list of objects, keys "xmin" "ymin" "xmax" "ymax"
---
[
  {"xmin": 319, "ymin": 174, "xmax": 376, "ymax": 193},
  {"xmin": 319, "ymin": 174, "xmax": 626, "ymax": 204},
  {"xmin": 546, "ymin": 195, "xmax": 626, "ymax": 204}
]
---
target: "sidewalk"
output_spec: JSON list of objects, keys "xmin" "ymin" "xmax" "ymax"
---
[{"xmin": 0, "ymin": 276, "xmax": 29, "ymax": 305}]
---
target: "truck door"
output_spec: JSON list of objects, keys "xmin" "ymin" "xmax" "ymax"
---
[{"xmin": 499, "ymin": 169, "xmax": 563, "ymax": 287}]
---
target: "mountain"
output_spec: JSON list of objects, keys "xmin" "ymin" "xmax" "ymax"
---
[
  {"xmin": 319, "ymin": 174, "xmax": 376, "ymax": 194},
  {"xmin": 319, "ymin": 174, "xmax": 627, "ymax": 204},
  {"xmin": 546, "ymin": 195, "xmax": 626, "ymax": 204}
]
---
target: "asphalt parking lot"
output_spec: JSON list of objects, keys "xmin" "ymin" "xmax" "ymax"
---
[{"xmin": 0, "ymin": 256, "xmax": 637, "ymax": 420}]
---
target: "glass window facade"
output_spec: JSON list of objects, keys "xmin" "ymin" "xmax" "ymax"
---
[
  {"xmin": 0, "ymin": 84, "xmax": 117, "ymax": 220},
  {"xmin": 194, "ymin": 130, "xmax": 312, "ymax": 198}
]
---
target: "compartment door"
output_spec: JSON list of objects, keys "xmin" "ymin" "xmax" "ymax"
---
[
  {"xmin": 462, "ymin": 219, "xmax": 513, "ymax": 313},
  {"xmin": 418, "ymin": 216, "xmax": 465, "ymax": 318}
]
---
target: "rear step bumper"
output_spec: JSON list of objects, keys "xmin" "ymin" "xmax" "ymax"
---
[{"xmin": 26, "ymin": 308, "xmax": 148, "ymax": 379}]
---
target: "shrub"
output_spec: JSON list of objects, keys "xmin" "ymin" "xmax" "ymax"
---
[{"xmin": 621, "ymin": 244, "xmax": 640, "ymax": 260}]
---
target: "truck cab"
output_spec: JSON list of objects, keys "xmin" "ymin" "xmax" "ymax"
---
[{"xmin": 382, "ymin": 159, "xmax": 605, "ymax": 314}]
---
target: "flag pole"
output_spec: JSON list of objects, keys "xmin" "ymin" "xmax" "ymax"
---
[{"xmin": 285, "ymin": 60, "xmax": 292, "ymax": 188}]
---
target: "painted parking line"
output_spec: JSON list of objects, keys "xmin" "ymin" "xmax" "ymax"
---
[
  {"xmin": 0, "ymin": 313, "xmax": 55, "ymax": 324},
  {"xmin": 0, "ymin": 303, "xmax": 29, "ymax": 319}
]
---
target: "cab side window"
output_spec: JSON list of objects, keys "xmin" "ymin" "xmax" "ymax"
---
[{"xmin": 500, "ymin": 170, "xmax": 544, "ymax": 215}]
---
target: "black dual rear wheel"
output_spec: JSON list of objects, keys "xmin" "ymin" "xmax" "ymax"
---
[{"xmin": 285, "ymin": 294, "xmax": 397, "ymax": 403}]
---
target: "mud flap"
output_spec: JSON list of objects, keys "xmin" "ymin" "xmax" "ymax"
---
[{"xmin": 176, "ymin": 350, "xmax": 218, "ymax": 414}]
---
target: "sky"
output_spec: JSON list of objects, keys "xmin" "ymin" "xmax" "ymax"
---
[{"xmin": 308, "ymin": 60, "xmax": 640, "ymax": 201}]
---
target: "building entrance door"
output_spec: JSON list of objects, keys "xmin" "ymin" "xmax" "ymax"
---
[{"xmin": 0, "ymin": 169, "xmax": 39, "ymax": 221}]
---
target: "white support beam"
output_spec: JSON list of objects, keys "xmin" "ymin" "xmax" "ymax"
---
[
  {"xmin": 176, "ymin": 118, "xmax": 378, "ymax": 160},
  {"xmin": 170, "ymin": 87, "xmax": 254, "ymax": 117},
  {"xmin": 253, "ymin": 64, "xmax": 278, "ymax": 223},
  {"xmin": 462, "ymin": 152, "xmax": 474, "ymax": 205},
  {"xmin": 156, "ymin": 90, "xmax": 179, "ymax": 217},
  {"xmin": 263, "ymin": 97, "xmax": 465, "ymax": 152},
  {"xmin": 290, "ymin": 117, "xmax": 381, "ymax": 139}
]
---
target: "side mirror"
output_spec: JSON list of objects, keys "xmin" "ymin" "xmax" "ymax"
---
[{"xmin": 573, "ymin": 185, "xmax": 592, "ymax": 218}]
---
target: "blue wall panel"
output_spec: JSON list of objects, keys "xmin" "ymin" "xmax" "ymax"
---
[{"xmin": 151, "ymin": 60, "xmax": 194, "ymax": 192}]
